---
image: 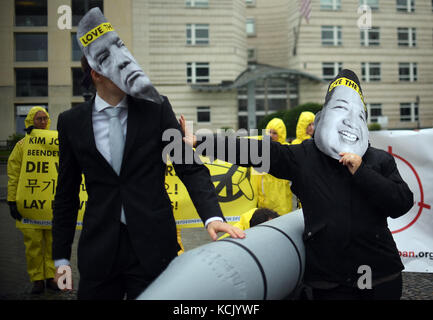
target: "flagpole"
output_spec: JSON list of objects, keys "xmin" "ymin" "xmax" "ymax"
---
[
  {"xmin": 294, "ymin": 0, "xmax": 311, "ymax": 56},
  {"xmin": 293, "ymin": 12, "xmax": 303, "ymax": 56}
]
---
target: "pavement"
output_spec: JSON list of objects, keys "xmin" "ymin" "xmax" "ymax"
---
[{"xmin": 0, "ymin": 163, "xmax": 432, "ymax": 300}]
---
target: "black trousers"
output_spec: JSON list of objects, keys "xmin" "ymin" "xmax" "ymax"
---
[
  {"xmin": 311, "ymin": 273, "xmax": 403, "ymax": 300},
  {"xmin": 77, "ymin": 224, "xmax": 157, "ymax": 300}
]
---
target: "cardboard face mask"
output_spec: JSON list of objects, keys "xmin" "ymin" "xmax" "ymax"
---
[
  {"xmin": 77, "ymin": 8, "xmax": 162, "ymax": 104},
  {"xmin": 314, "ymin": 77, "xmax": 369, "ymax": 160}
]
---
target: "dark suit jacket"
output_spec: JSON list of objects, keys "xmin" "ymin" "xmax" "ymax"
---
[
  {"xmin": 197, "ymin": 136, "xmax": 413, "ymax": 285},
  {"xmin": 52, "ymin": 95, "xmax": 224, "ymax": 279}
]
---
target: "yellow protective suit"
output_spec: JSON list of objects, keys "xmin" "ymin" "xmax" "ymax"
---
[
  {"xmin": 7, "ymin": 106, "xmax": 55, "ymax": 281},
  {"xmin": 177, "ymin": 229, "xmax": 185, "ymax": 255},
  {"xmin": 251, "ymin": 118, "xmax": 293, "ymax": 215},
  {"xmin": 231, "ymin": 208, "xmax": 257, "ymax": 231},
  {"xmin": 291, "ymin": 111, "xmax": 315, "ymax": 145}
]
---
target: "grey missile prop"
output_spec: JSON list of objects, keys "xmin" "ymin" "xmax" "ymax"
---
[{"xmin": 137, "ymin": 209, "xmax": 305, "ymax": 300}]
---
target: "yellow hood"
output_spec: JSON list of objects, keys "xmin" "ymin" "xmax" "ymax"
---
[
  {"xmin": 293, "ymin": 111, "xmax": 315, "ymax": 144},
  {"xmin": 24, "ymin": 106, "xmax": 50, "ymax": 130},
  {"xmin": 266, "ymin": 118, "xmax": 287, "ymax": 144}
]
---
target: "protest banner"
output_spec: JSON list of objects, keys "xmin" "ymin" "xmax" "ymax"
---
[
  {"xmin": 166, "ymin": 157, "xmax": 257, "ymax": 228},
  {"xmin": 15, "ymin": 130, "xmax": 257, "ymax": 230},
  {"xmin": 15, "ymin": 129, "xmax": 86, "ymax": 229},
  {"xmin": 370, "ymin": 128, "xmax": 433, "ymax": 272}
]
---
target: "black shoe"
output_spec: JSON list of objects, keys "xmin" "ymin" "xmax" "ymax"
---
[
  {"xmin": 31, "ymin": 280, "xmax": 45, "ymax": 294},
  {"xmin": 46, "ymin": 278, "xmax": 60, "ymax": 291}
]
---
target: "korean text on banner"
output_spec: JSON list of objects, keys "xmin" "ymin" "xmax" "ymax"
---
[{"xmin": 15, "ymin": 129, "xmax": 87, "ymax": 229}]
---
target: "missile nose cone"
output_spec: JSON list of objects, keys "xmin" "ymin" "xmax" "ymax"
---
[{"xmin": 137, "ymin": 209, "xmax": 305, "ymax": 300}]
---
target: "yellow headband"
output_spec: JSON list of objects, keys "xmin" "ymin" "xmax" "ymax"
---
[
  {"xmin": 79, "ymin": 22, "xmax": 115, "ymax": 47},
  {"xmin": 328, "ymin": 77, "xmax": 366, "ymax": 112}
]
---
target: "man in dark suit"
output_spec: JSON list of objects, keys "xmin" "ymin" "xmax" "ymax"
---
[{"xmin": 52, "ymin": 9, "xmax": 244, "ymax": 300}]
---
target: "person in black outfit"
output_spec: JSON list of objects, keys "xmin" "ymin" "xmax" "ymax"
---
[
  {"xmin": 180, "ymin": 69, "xmax": 413, "ymax": 300},
  {"xmin": 52, "ymin": 8, "xmax": 244, "ymax": 300},
  {"xmin": 249, "ymin": 208, "xmax": 280, "ymax": 228}
]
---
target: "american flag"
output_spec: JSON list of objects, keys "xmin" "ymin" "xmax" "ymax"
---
[{"xmin": 299, "ymin": 0, "xmax": 312, "ymax": 23}]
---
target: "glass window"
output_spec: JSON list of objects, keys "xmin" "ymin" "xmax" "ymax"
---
[
  {"xmin": 246, "ymin": 0, "xmax": 256, "ymax": 7},
  {"xmin": 367, "ymin": 103, "xmax": 382, "ymax": 123},
  {"xmin": 400, "ymin": 102, "xmax": 418, "ymax": 122},
  {"xmin": 400, "ymin": 103, "xmax": 411, "ymax": 121},
  {"xmin": 255, "ymin": 99, "xmax": 265, "ymax": 111},
  {"xmin": 361, "ymin": 62, "xmax": 381, "ymax": 82},
  {"xmin": 71, "ymin": 33, "xmax": 82, "ymax": 61},
  {"xmin": 72, "ymin": 68, "xmax": 86, "ymax": 96},
  {"xmin": 397, "ymin": 27, "xmax": 416, "ymax": 47},
  {"xmin": 238, "ymin": 115, "xmax": 247, "ymax": 130},
  {"xmin": 399, "ymin": 63, "xmax": 409, "ymax": 81},
  {"xmin": 322, "ymin": 62, "xmax": 343, "ymax": 80},
  {"xmin": 187, "ymin": 62, "xmax": 209, "ymax": 83},
  {"xmin": 321, "ymin": 26, "xmax": 342, "ymax": 46},
  {"xmin": 237, "ymin": 113, "xmax": 266, "ymax": 130},
  {"xmin": 246, "ymin": 18, "xmax": 256, "ymax": 36},
  {"xmin": 247, "ymin": 48, "xmax": 257, "ymax": 61},
  {"xmin": 16, "ymin": 68, "xmax": 48, "ymax": 97},
  {"xmin": 399, "ymin": 62, "xmax": 417, "ymax": 81},
  {"xmin": 186, "ymin": 0, "xmax": 209, "ymax": 7},
  {"xmin": 360, "ymin": 27, "xmax": 380, "ymax": 46},
  {"xmin": 197, "ymin": 106, "xmax": 210, "ymax": 123},
  {"xmin": 186, "ymin": 24, "xmax": 209, "ymax": 45},
  {"xmin": 360, "ymin": 0, "xmax": 379, "ymax": 10},
  {"xmin": 268, "ymin": 99, "xmax": 288, "ymax": 111},
  {"xmin": 15, "ymin": 33, "xmax": 48, "ymax": 62},
  {"xmin": 72, "ymin": 0, "xmax": 104, "ymax": 26},
  {"xmin": 15, "ymin": 0, "xmax": 47, "ymax": 26},
  {"xmin": 397, "ymin": 0, "xmax": 415, "ymax": 12},
  {"xmin": 238, "ymin": 98, "xmax": 247, "ymax": 112},
  {"xmin": 321, "ymin": 0, "xmax": 341, "ymax": 10}
]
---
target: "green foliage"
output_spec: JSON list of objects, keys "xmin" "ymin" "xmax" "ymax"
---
[
  {"xmin": 7, "ymin": 133, "xmax": 25, "ymax": 150},
  {"xmin": 368, "ymin": 123, "xmax": 382, "ymax": 131},
  {"xmin": 0, "ymin": 133, "xmax": 25, "ymax": 162},
  {"xmin": 257, "ymin": 110, "xmax": 287, "ymax": 133},
  {"xmin": 257, "ymin": 102, "xmax": 323, "ymax": 139}
]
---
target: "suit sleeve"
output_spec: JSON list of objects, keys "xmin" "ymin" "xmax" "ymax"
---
[
  {"xmin": 52, "ymin": 112, "xmax": 82, "ymax": 261},
  {"xmin": 352, "ymin": 152, "xmax": 414, "ymax": 219},
  {"xmin": 195, "ymin": 132, "xmax": 301, "ymax": 181},
  {"xmin": 160, "ymin": 97, "xmax": 225, "ymax": 223}
]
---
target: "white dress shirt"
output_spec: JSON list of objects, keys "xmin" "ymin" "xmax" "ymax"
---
[
  {"xmin": 93, "ymin": 93, "xmax": 128, "ymax": 165},
  {"xmin": 94, "ymin": 94, "xmax": 128, "ymax": 225},
  {"xmin": 55, "ymin": 94, "xmax": 221, "ymax": 268}
]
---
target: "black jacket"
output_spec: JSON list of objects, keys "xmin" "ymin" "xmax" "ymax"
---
[
  {"xmin": 198, "ymin": 136, "xmax": 413, "ymax": 285},
  {"xmin": 52, "ymin": 96, "xmax": 224, "ymax": 279}
]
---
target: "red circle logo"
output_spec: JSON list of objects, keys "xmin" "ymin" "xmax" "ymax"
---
[{"xmin": 388, "ymin": 146, "xmax": 431, "ymax": 234}]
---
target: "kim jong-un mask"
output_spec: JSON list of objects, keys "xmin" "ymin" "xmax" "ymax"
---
[{"xmin": 314, "ymin": 69, "xmax": 369, "ymax": 160}]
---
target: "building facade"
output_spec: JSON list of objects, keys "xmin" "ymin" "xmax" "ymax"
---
[
  {"xmin": 1, "ymin": 0, "xmax": 432, "ymax": 141},
  {"xmin": 283, "ymin": 0, "xmax": 433, "ymax": 129},
  {"xmin": 0, "ymin": 0, "xmax": 247, "ymax": 140},
  {"xmin": 246, "ymin": 0, "xmax": 433, "ymax": 129}
]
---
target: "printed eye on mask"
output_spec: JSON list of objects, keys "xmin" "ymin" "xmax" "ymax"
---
[
  {"xmin": 77, "ymin": 8, "xmax": 162, "ymax": 105},
  {"xmin": 314, "ymin": 70, "xmax": 369, "ymax": 160}
]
